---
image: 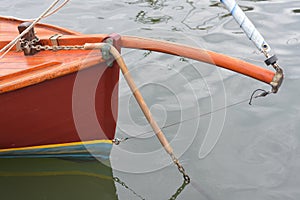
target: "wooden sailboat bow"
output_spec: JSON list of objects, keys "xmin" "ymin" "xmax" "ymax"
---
[{"xmin": 0, "ymin": 5, "xmax": 284, "ymax": 182}]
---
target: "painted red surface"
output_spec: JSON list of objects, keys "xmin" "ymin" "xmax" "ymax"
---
[{"xmin": 0, "ymin": 62, "xmax": 119, "ymax": 149}]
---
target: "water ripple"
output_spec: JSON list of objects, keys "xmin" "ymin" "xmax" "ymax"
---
[
  {"xmin": 135, "ymin": 10, "xmax": 171, "ymax": 24},
  {"xmin": 239, "ymin": 126, "xmax": 298, "ymax": 188}
]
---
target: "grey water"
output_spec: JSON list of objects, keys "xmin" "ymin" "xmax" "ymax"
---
[{"xmin": 1, "ymin": 0, "xmax": 300, "ymax": 199}]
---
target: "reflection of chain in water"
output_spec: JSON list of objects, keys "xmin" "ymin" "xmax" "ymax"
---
[
  {"xmin": 113, "ymin": 177, "xmax": 146, "ymax": 200},
  {"xmin": 168, "ymin": 178, "xmax": 190, "ymax": 200},
  {"xmin": 113, "ymin": 176, "xmax": 189, "ymax": 200}
]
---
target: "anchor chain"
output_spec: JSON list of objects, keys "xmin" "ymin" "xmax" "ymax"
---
[
  {"xmin": 18, "ymin": 37, "xmax": 40, "ymax": 55},
  {"xmin": 32, "ymin": 43, "xmax": 85, "ymax": 51},
  {"xmin": 18, "ymin": 38, "xmax": 85, "ymax": 52},
  {"xmin": 171, "ymin": 153, "xmax": 190, "ymax": 184}
]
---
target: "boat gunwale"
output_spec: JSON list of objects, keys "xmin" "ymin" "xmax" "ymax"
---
[
  {"xmin": 0, "ymin": 16, "xmax": 112, "ymax": 94},
  {"xmin": 0, "ymin": 53, "xmax": 106, "ymax": 94},
  {"xmin": 0, "ymin": 15, "xmax": 81, "ymax": 37}
]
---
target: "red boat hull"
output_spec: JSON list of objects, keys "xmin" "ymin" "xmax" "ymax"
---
[{"xmin": 0, "ymin": 62, "xmax": 118, "ymax": 149}]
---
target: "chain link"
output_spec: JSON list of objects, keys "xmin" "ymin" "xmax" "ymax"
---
[
  {"xmin": 167, "ymin": 153, "xmax": 190, "ymax": 199},
  {"xmin": 31, "ymin": 44, "xmax": 84, "ymax": 51},
  {"xmin": 171, "ymin": 153, "xmax": 190, "ymax": 184},
  {"xmin": 19, "ymin": 38, "xmax": 40, "ymax": 54},
  {"xmin": 19, "ymin": 38, "xmax": 85, "ymax": 52}
]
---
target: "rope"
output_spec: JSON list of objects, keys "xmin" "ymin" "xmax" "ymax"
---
[
  {"xmin": 117, "ymin": 98, "xmax": 250, "ymax": 141},
  {"xmin": 0, "ymin": 0, "xmax": 70, "ymax": 59},
  {"xmin": 114, "ymin": 89, "xmax": 271, "ymax": 160},
  {"xmin": 42, "ymin": 0, "xmax": 70, "ymax": 18}
]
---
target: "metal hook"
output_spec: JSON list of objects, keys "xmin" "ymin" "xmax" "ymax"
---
[{"xmin": 249, "ymin": 89, "xmax": 271, "ymax": 105}]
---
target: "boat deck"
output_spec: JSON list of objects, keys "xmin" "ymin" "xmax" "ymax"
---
[
  {"xmin": 0, "ymin": 16, "xmax": 106, "ymax": 93},
  {"xmin": 0, "ymin": 16, "xmax": 85, "ymax": 76}
]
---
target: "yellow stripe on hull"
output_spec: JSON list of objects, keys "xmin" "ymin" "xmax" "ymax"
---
[{"xmin": 0, "ymin": 140, "xmax": 112, "ymax": 153}]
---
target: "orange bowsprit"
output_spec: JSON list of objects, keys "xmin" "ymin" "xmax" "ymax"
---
[
  {"xmin": 120, "ymin": 36, "xmax": 276, "ymax": 85},
  {"xmin": 75, "ymin": 34, "xmax": 280, "ymax": 90}
]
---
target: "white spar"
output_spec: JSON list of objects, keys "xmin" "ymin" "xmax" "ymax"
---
[
  {"xmin": 220, "ymin": 0, "xmax": 271, "ymax": 54},
  {"xmin": 199, "ymin": 0, "xmax": 283, "ymax": 159}
]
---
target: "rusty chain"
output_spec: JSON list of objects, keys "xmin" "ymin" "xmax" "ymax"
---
[
  {"xmin": 19, "ymin": 38, "xmax": 85, "ymax": 52},
  {"xmin": 171, "ymin": 153, "xmax": 190, "ymax": 184}
]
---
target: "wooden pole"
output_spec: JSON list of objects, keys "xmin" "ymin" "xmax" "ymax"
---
[
  {"xmin": 109, "ymin": 46, "xmax": 191, "ymax": 182},
  {"xmin": 84, "ymin": 42, "xmax": 174, "ymax": 155},
  {"xmin": 110, "ymin": 46, "xmax": 174, "ymax": 155}
]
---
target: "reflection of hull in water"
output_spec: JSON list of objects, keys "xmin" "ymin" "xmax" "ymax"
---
[{"xmin": 0, "ymin": 158, "xmax": 118, "ymax": 200}]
